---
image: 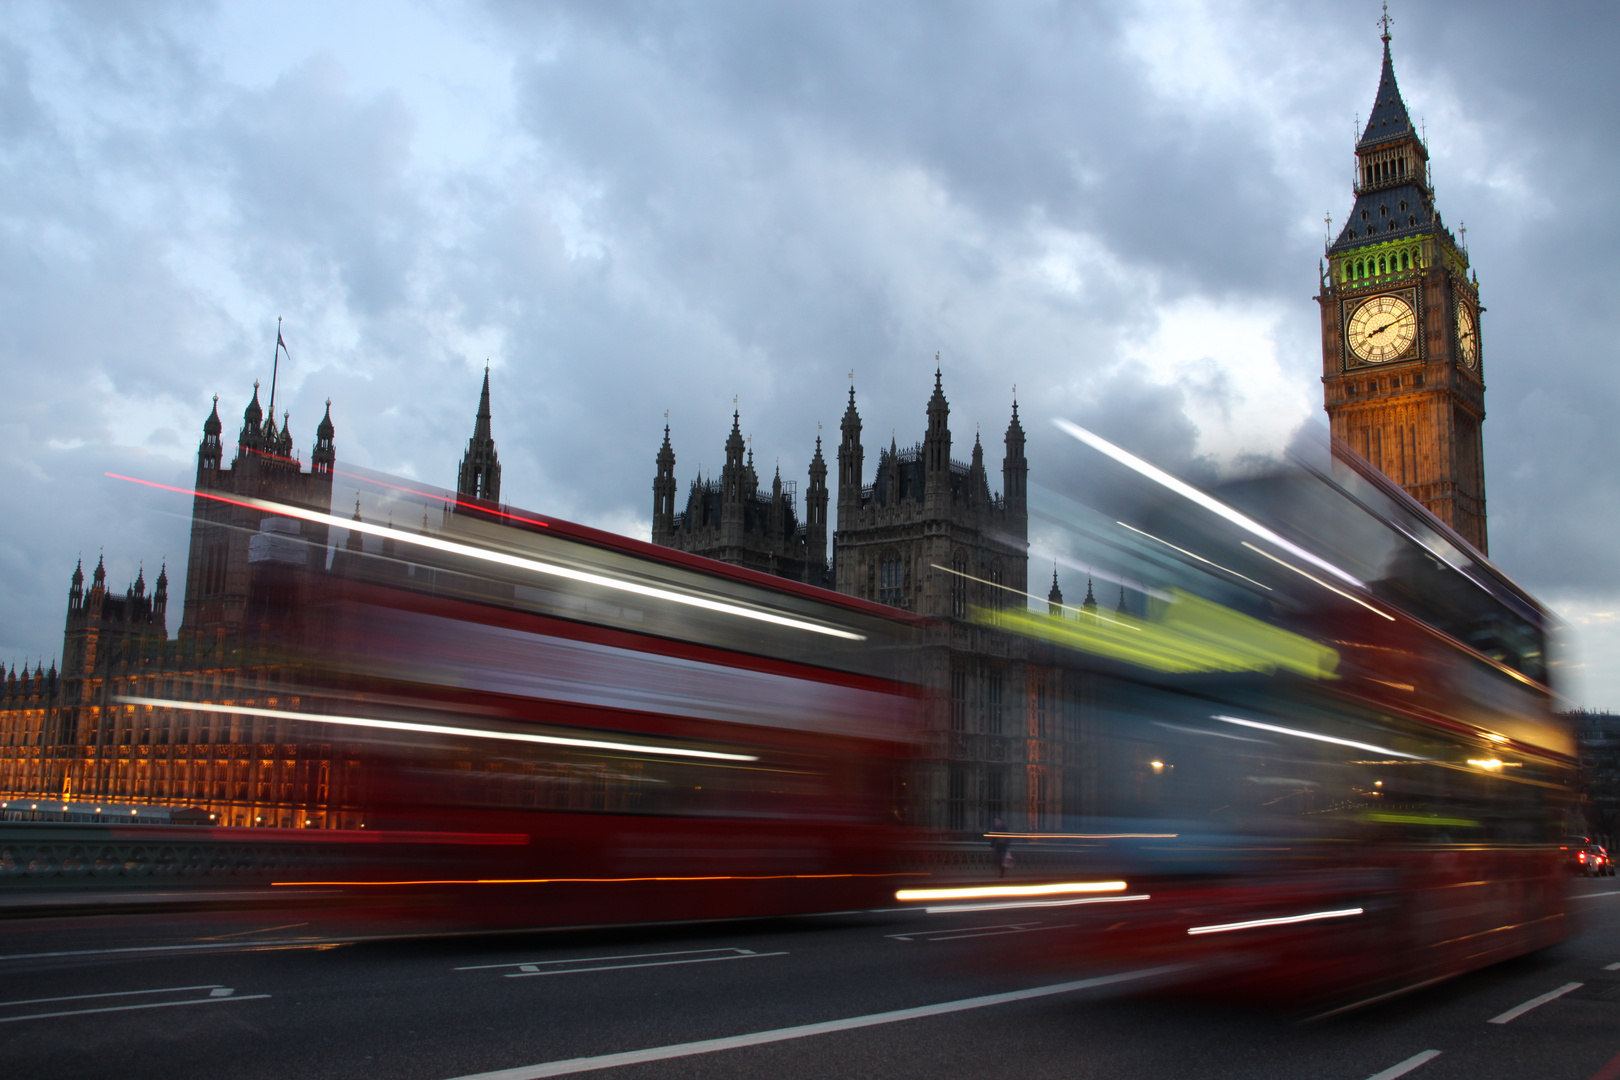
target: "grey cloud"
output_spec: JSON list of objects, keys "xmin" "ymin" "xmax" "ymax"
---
[{"xmin": 4, "ymin": 0, "xmax": 1620, "ymax": 705}]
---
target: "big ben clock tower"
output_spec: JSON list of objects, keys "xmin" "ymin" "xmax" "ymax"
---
[{"xmin": 1319, "ymin": 18, "xmax": 1487, "ymax": 552}]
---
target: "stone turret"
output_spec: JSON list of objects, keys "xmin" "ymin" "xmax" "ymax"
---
[{"xmin": 652, "ymin": 424, "xmax": 677, "ymax": 543}]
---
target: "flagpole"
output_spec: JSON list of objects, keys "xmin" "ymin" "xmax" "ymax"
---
[{"xmin": 269, "ymin": 316, "xmax": 282, "ymax": 421}]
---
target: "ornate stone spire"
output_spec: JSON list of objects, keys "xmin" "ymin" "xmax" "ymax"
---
[{"xmin": 456, "ymin": 366, "xmax": 502, "ymax": 503}]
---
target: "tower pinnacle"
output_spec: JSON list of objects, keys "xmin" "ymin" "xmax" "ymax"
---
[{"xmin": 456, "ymin": 367, "xmax": 501, "ymax": 503}]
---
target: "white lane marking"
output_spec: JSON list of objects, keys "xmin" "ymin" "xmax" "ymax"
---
[
  {"xmin": 506, "ymin": 952, "xmax": 786, "ymax": 978},
  {"xmin": 1572, "ymin": 891, "xmax": 1620, "ymax": 899},
  {"xmin": 1487, "ymin": 982, "xmax": 1584, "ymax": 1024},
  {"xmin": 0, "ymin": 984, "xmax": 225, "ymax": 1009},
  {"xmin": 1604, "ymin": 963, "xmax": 1620, "ymax": 972},
  {"xmin": 0, "ymin": 993, "xmax": 268, "ymax": 1024},
  {"xmin": 456, "ymin": 948, "xmax": 757, "ymax": 972},
  {"xmin": 0, "ymin": 939, "xmax": 344, "ymax": 961},
  {"xmin": 1364, "ymin": 1050, "xmax": 1441, "ymax": 1080},
  {"xmin": 440, "ymin": 965, "xmax": 1182, "ymax": 1080}
]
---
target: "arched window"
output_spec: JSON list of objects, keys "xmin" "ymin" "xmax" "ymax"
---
[
  {"xmin": 879, "ymin": 550, "xmax": 905, "ymax": 608},
  {"xmin": 951, "ymin": 554, "xmax": 968, "ymax": 618}
]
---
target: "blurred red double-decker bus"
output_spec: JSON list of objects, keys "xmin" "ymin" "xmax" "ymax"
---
[{"xmin": 155, "ymin": 473, "xmax": 934, "ymax": 928}]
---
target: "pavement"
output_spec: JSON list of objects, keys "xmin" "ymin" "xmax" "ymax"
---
[{"xmin": 1, "ymin": 884, "xmax": 1617, "ymax": 1080}]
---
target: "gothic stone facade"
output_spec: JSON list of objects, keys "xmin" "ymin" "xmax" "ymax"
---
[
  {"xmin": 1, "ymin": 388, "xmax": 355, "ymax": 827},
  {"xmin": 651, "ymin": 371, "xmax": 1027, "ymax": 613},
  {"xmin": 652, "ymin": 413, "xmax": 830, "ymax": 587},
  {"xmin": 651, "ymin": 371, "xmax": 1039, "ymax": 835},
  {"xmin": 833, "ymin": 373, "xmax": 1027, "ymax": 617},
  {"xmin": 0, "ymin": 372, "xmax": 510, "ymax": 827}
]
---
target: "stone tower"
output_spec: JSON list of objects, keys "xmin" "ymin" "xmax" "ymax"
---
[
  {"xmin": 1318, "ymin": 21, "xmax": 1487, "ymax": 551},
  {"xmin": 180, "ymin": 376, "xmax": 335, "ymax": 642}
]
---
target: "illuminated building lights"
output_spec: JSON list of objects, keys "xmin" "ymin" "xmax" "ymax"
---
[
  {"xmin": 113, "ymin": 696, "xmax": 758, "ymax": 762},
  {"xmin": 896, "ymin": 881, "xmax": 1127, "ymax": 902},
  {"xmin": 1187, "ymin": 907, "xmax": 1363, "ymax": 935},
  {"xmin": 1054, "ymin": 419, "xmax": 1364, "ymax": 588},
  {"xmin": 925, "ymin": 894, "xmax": 1151, "ymax": 915},
  {"xmin": 106, "ymin": 475, "xmax": 864, "ymax": 642},
  {"xmin": 1211, "ymin": 714, "xmax": 1426, "ymax": 760}
]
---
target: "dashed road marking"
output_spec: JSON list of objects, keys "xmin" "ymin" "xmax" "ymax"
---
[
  {"xmin": 439, "ymin": 965, "xmax": 1182, "ymax": 1080},
  {"xmin": 1364, "ymin": 1049, "xmax": 1441, "ymax": 1080},
  {"xmin": 0, "ymin": 985, "xmax": 265, "ymax": 1024},
  {"xmin": 456, "ymin": 948, "xmax": 784, "ymax": 977},
  {"xmin": 1488, "ymin": 982, "xmax": 1583, "ymax": 1024}
]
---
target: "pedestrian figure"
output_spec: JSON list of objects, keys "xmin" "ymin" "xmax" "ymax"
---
[{"xmin": 989, "ymin": 818, "xmax": 1011, "ymax": 877}]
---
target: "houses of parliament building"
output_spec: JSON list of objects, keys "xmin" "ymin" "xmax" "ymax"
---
[{"xmin": 1, "ymin": 26, "xmax": 1492, "ymax": 835}]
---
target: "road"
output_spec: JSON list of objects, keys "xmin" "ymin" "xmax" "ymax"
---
[{"xmin": 1, "ymin": 885, "xmax": 1617, "ymax": 1080}]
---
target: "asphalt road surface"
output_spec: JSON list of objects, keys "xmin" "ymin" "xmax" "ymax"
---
[{"xmin": 2, "ymin": 885, "xmax": 1618, "ymax": 1080}]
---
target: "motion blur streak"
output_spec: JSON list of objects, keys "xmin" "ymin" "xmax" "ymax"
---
[
  {"xmin": 896, "ymin": 882, "xmax": 1127, "ymax": 902},
  {"xmin": 1114, "ymin": 521, "xmax": 1271, "ymax": 590},
  {"xmin": 925, "ymin": 894, "xmax": 1151, "ymax": 915},
  {"xmin": 1186, "ymin": 907, "xmax": 1365, "ymax": 935},
  {"xmin": 991, "ymin": 590, "xmax": 1339, "ymax": 678},
  {"xmin": 239, "ymin": 493, "xmax": 865, "ymax": 641},
  {"xmin": 106, "ymin": 474, "xmax": 864, "ymax": 641},
  {"xmin": 1240, "ymin": 542, "xmax": 1396, "ymax": 621},
  {"xmin": 985, "ymin": 833, "xmax": 1178, "ymax": 839},
  {"xmin": 1211, "ymin": 715, "xmax": 1426, "ymax": 759},
  {"xmin": 112, "ymin": 697, "xmax": 760, "ymax": 762},
  {"xmin": 1053, "ymin": 419, "xmax": 1364, "ymax": 589},
  {"xmin": 270, "ymin": 874, "xmax": 917, "ymax": 887}
]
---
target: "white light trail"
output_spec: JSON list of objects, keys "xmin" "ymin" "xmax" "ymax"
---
[
  {"xmin": 1186, "ymin": 907, "xmax": 1363, "ymax": 935},
  {"xmin": 896, "ymin": 881, "xmax": 1127, "ymax": 902},
  {"xmin": 113, "ymin": 697, "xmax": 758, "ymax": 762},
  {"xmin": 1211, "ymin": 714, "xmax": 1425, "ymax": 760},
  {"xmin": 1053, "ymin": 419, "xmax": 1363, "ymax": 588},
  {"xmin": 1241, "ymin": 542, "xmax": 1395, "ymax": 621},
  {"xmin": 231, "ymin": 490, "xmax": 863, "ymax": 642},
  {"xmin": 924, "ymin": 894, "xmax": 1151, "ymax": 915},
  {"xmin": 1116, "ymin": 521, "xmax": 1271, "ymax": 590}
]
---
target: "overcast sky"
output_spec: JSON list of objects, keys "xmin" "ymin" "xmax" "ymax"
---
[{"xmin": 3, "ymin": 1, "xmax": 1617, "ymax": 706}]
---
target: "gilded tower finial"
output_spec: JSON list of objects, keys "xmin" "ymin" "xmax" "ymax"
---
[{"xmin": 1379, "ymin": 1, "xmax": 1392, "ymax": 44}]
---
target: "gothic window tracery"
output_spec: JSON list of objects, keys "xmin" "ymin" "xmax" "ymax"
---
[{"xmin": 878, "ymin": 550, "xmax": 904, "ymax": 607}]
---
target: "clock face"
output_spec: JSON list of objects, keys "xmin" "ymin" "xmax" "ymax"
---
[
  {"xmin": 1455, "ymin": 301, "xmax": 1478, "ymax": 368},
  {"xmin": 1346, "ymin": 294, "xmax": 1418, "ymax": 364}
]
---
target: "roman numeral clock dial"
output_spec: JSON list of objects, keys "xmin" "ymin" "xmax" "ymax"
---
[
  {"xmin": 1346, "ymin": 294, "xmax": 1417, "ymax": 364},
  {"xmin": 1455, "ymin": 300, "xmax": 1478, "ymax": 368}
]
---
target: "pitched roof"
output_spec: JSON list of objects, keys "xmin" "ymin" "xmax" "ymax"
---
[{"xmin": 1359, "ymin": 39, "xmax": 1415, "ymax": 149}]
